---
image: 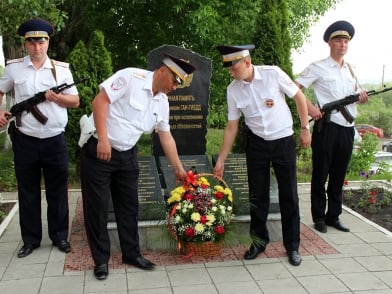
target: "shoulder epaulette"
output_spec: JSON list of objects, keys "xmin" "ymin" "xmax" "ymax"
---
[
  {"xmin": 6, "ymin": 58, "xmax": 24, "ymax": 65},
  {"xmin": 260, "ymin": 65, "xmax": 276, "ymax": 70},
  {"xmin": 133, "ymin": 71, "xmax": 146, "ymax": 80},
  {"xmin": 52, "ymin": 59, "xmax": 69, "ymax": 68}
]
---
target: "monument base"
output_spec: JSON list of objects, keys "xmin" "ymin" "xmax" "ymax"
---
[{"xmin": 107, "ymin": 213, "xmax": 282, "ymax": 252}]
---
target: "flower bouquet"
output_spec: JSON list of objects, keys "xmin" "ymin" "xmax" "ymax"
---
[{"xmin": 166, "ymin": 169, "xmax": 233, "ymax": 256}]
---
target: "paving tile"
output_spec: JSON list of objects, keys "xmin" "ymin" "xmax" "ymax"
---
[
  {"xmin": 214, "ymin": 280, "xmax": 262, "ymax": 294},
  {"xmin": 173, "ymin": 284, "xmax": 218, "ymax": 294},
  {"xmin": 335, "ymin": 243, "xmax": 384, "ymax": 257},
  {"xmin": 337, "ymin": 272, "xmax": 389, "ymax": 291},
  {"xmin": 355, "ymin": 256, "xmax": 392, "ymax": 271},
  {"xmin": 298, "ymin": 274, "xmax": 350, "ymax": 293},
  {"xmin": 319, "ymin": 257, "xmax": 367, "ymax": 273},
  {"xmin": 355, "ymin": 231, "xmax": 392, "ymax": 243},
  {"xmin": 371, "ymin": 242, "xmax": 392, "ymax": 255},
  {"xmin": 2, "ymin": 263, "xmax": 46, "ymax": 280},
  {"xmin": 374, "ymin": 271, "xmax": 392, "ymax": 288},
  {"xmin": 0, "ymin": 277, "xmax": 42, "ymax": 294},
  {"xmin": 167, "ymin": 267, "xmax": 212, "ymax": 286},
  {"xmin": 207, "ymin": 265, "xmax": 254, "ymax": 283},
  {"xmin": 257, "ymin": 278, "xmax": 308, "ymax": 294},
  {"xmin": 246, "ymin": 262, "xmax": 292, "ymax": 281},
  {"xmin": 126, "ymin": 270, "xmax": 171, "ymax": 290},
  {"xmin": 84, "ymin": 272, "xmax": 127, "ymax": 293},
  {"xmin": 40, "ymin": 275, "xmax": 85, "ymax": 294},
  {"xmin": 285, "ymin": 259, "xmax": 330, "ymax": 277}
]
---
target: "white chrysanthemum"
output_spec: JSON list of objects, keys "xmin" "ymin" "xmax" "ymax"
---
[
  {"xmin": 191, "ymin": 212, "xmax": 201, "ymax": 222},
  {"xmin": 195, "ymin": 223, "xmax": 205, "ymax": 233}
]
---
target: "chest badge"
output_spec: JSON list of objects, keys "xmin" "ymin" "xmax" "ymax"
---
[{"xmin": 265, "ymin": 99, "xmax": 274, "ymax": 108}]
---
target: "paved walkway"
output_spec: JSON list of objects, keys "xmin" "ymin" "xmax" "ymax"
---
[{"xmin": 1, "ymin": 184, "xmax": 392, "ymax": 293}]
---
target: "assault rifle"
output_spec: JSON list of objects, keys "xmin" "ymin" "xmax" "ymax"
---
[
  {"xmin": 321, "ymin": 86, "xmax": 392, "ymax": 124},
  {"xmin": 8, "ymin": 77, "xmax": 89, "ymax": 125}
]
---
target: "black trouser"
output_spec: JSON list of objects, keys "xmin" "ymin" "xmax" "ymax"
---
[
  {"xmin": 311, "ymin": 122, "xmax": 354, "ymax": 223},
  {"xmin": 246, "ymin": 132, "xmax": 300, "ymax": 252},
  {"xmin": 80, "ymin": 138, "xmax": 140, "ymax": 265},
  {"xmin": 13, "ymin": 132, "xmax": 69, "ymax": 246}
]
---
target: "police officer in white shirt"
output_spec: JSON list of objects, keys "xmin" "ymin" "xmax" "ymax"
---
[
  {"xmin": 296, "ymin": 20, "xmax": 368, "ymax": 234},
  {"xmin": 213, "ymin": 44, "xmax": 311, "ymax": 266},
  {"xmin": 0, "ymin": 18, "xmax": 79, "ymax": 258},
  {"xmin": 80, "ymin": 53, "xmax": 195, "ymax": 280}
]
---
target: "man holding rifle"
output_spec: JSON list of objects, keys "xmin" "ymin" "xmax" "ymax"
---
[
  {"xmin": 295, "ymin": 20, "xmax": 368, "ymax": 234},
  {"xmin": 0, "ymin": 18, "xmax": 79, "ymax": 257}
]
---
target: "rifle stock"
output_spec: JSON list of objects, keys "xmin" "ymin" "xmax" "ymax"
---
[{"xmin": 8, "ymin": 77, "xmax": 89, "ymax": 125}]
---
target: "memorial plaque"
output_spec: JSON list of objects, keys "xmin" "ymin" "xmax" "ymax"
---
[
  {"xmin": 159, "ymin": 155, "xmax": 213, "ymax": 197},
  {"xmin": 212, "ymin": 154, "xmax": 280, "ymax": 216},
  {"xmin": 108, "ymin": 156, "xmax": 163, "ymax": 221},
  {"xmin": 147, "ymin": 45, "xmax": 212, "ymax": 156}
]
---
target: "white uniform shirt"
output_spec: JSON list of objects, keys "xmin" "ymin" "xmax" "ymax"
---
[
  {"xmin": 0, "ymin": 55, "xmax": 77, "ymax": 138},
  {"xmin": 89, "ymin": 68, "xmax": 170, "ymax": 151},
  {"xmin": 227, "ymin": 65, "xmax": 299, "ymax": 140},
  {"xmin": 296, "ymin": 56, "xmax": 358, "ymax": 127}
]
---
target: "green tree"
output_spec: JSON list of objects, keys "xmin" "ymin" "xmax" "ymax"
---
[
  {"xmin": 56, "ymin": 0, "xmax": 340, "ymax": 130},
  {"xmin": 65, "ymin": 31, "xmax": 113, "ymax": 164},
  {"xmin": 0, "ymin": 0, "xmax": 66, "ymax": 59}
]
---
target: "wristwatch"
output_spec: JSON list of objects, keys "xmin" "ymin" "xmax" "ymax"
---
[{"xmin": 301, "ymin": 125, "xmax": 310, "ymax": 131}]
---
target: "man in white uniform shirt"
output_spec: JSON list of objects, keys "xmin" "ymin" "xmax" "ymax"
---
[
  {"xmin": 80, "ymin": 53, "xmax": 195, "ymax": 280},
  {"xmin": 213, "ymin": 44, "xmax": 311, "ymax": 266},
  {"xmin": 0, "ymin": 18, "xmax": 79, "ymax": 258},
  {"xmin": 296, "ymin": 20, "xmax": 368, "ymax": 234}
]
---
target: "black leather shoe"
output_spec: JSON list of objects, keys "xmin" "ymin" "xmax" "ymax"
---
[
  {"xmin": 122, "ymin": 256, "xmax": 155, "ymax": 270},
  {"xmin": 326, "ymin": 220, "xmax": 350, "ymax": 232},
  {"xmin": 17, "ymin": 244, "xmax": 39, "ymax": 258},
  {"xmin": 244, "ymin": 243, "xmax": 266, "ymax": 260},
  {"xmin": 314, "ymin": 221, "xmax": 327, "ymax": 233},
  {"xmin": 53, "ymin": 240, "xmax": 71, "ymax": 253},
  {"xmin": 287, "ymin": 250, "xmax": 302, "ymax": 266},
  {"xmin": 94, "ymin": 264, "xmax": 108, "ymax": 280}
]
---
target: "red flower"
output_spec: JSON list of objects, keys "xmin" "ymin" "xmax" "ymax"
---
[
  {"xmin": 214, "ymin": 191, "xmax": 224, "ymax": 200},
  {"xmin": 183, "ymin": 170, "xmax": 198, "ymax": 189},
  {"xmin": 183, "ymin": 193, "xmax": 194, "ymax": 201},
  {"xmin": 215, "ymin": 226, "xmax": 225, "ymax": 234},
  {"xmin": 344, "ymin": 180, "xmax": 348, "ymax": 186},
  {"xmin": 184, "ymin": 227, "xmax": 195, "ymax": 238},
  {"xmin": 369, "ymin": 196, "xmax": 375, "ymax": 204},
  {"xmin": 370, "ymin": 190, "xmax": 377, "ymax": 196},
  {"xmin": 200, "ymin": 183, "xmax": 209, "ymax": 189},
  {"xmin": 200, "ymin": 215, "xmax": 207, "ymax": 224}
]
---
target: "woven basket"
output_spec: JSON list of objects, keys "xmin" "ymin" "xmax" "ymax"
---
[
  {"xmin": 185, "ymin": 240, "xmax": 223, "ymax": 257},
  {"xmin": 167, "ymin": 173, "xmax": 231, "ymax": 256}
]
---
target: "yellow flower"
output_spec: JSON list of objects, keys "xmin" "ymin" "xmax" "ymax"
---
[
  {"xmin": 206, "ymin": 214, "xmax": 215, "ymax": 226},
  {"xmin": 214, "ymin": 185, "xmax": 224, "ymax": 192},
  {"xmin": 167, "ymin": 186, "xmax": 185, "ymax": 204},
  {"xmin": 198, "ymin": 176, "xmax": 210, "ymax": 186},
  {"xmin": 195, "ymin": 223, "xmax": 205, "ymax": 233},
  {"xmin": 191, "ymin": 212, "xmax": 201, "ymax": 222},
  {"xmin": 225, "ymin": 188, "xmax": 233, "ymax": 202}
]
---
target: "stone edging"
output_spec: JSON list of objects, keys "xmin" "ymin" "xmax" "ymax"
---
[{"xmin": 0, "ymin": 200, "xmax": 18, "ymax": 237}]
